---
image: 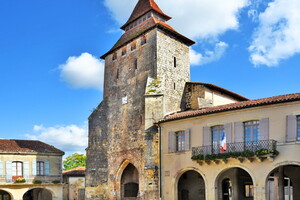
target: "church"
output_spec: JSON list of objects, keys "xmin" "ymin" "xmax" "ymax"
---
[{"xmin": 85, "ymin": 0, "xmax": 300, "ymax": 199}]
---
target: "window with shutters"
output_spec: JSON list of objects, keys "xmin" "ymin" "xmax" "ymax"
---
[
  {"xmin": 176, "ymin": 131, "xmax": 185, "ymax": 152},
  {"xmin": 211, "ymin": 125, "xmax": 225, "ymax": 153},
  {"xmin": 37, "ymin": 161, "xmax": 45, "ymax": 176},
  {"xmin": 244, "ymin": 121, "xmax": 260, "ymax": 151},
  {"xmin": 297, "ymin": 116, "xmax": 300, "ymax": 141},
  {"xmin": 12, "ymin": 161, "xmax": 23, "ymax": 177}
]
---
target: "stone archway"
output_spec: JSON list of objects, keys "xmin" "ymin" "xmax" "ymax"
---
[
  {"xmin": 0, "ymin": 190, "xmax": 12, "ymax": 200},
  {"xmin": 177, "ymin": 170, "xmax": 206, "ymax": 200},
  {"xmin": 23, "ymin": 188, "xmax": 52, "ymax": 200},
  {"xmin": 121, "ymin": 163, "xmax": 139, "ymax": 200},
  {"xmin": 266, "ymin": 165, "xmax": 300, "ymax": 200},
  {"xmin": 216, "ymin": 167, "xmax": 254, "ymax": 200}
]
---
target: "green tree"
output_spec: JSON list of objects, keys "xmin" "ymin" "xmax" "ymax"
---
[{"xmin": 63, "ymin": 153, "xmax": 86, "ymax": 170}]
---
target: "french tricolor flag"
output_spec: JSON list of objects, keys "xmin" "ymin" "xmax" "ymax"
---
[{"xmin": 221, "ymin": 133, "xmax": 226, "ymax": 152}]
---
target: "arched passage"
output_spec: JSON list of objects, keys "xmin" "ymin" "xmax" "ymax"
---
[
  {"xmin": 216, "ymin": 167, "xmax": 254, "ymax": 200},
  {"xmin": 177, "ymin": 170, "xmax": 206, "ymax": 200},
  {"xmin": 266, "ymin": 165, "xmax": 300, "ymax": 200},
  {"xmin": 23, "ymin": 188, "xmax": 52, "ymax": 200},
  {"xmin": 0, "ymin": 190, "xmax": 12, "ymax": 200},
  {"xmin": 121, "ymin": 163, "xmax": 139, "ymax": 199}
]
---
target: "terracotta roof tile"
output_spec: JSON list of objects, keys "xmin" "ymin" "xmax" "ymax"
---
[
  {"xmin": 101, "ymin": 17, "xmax": 195, "ymax": 59},
  {"xmin": 121, "ymin": 0, "xmax": 171, "ymax": 30},
  {"xmin": 159, "ymin": 93, "xmax": 300, "ymax": 123},
  {"xmin": 63, "ymin": 167, "xmax": 86, "ymax": 176},
  {"xmin": 0, "ymin": 139, "xmax": 64, "ymax": 154}
]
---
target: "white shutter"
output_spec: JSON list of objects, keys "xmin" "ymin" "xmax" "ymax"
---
[
  {"xmin": 6, "ymin": 161, "xmax": 12, "ymax": 182},
  {"xmin": 0, "ymin": 161, "xmax": 3, "ymax": 176},
  {"xmin": 259, "ymin": 118, "xmax": 269, "ymax": 140},
  {"xmin": 24, "ymin": 161, "xmax": 29, "ymax": 181},
  {"xmin": 286, "ymin": 115, "xmax": 297, "ymax": 142},
  {"xmin": 234, "ymin": 121, "xmax": 244, "ymax": 143},
  {"xmin": 45, "ymin": 161, "xmax": 50, "ymax": 175},
  {"xmin": 32, "ymin": 161, "xmax": 37, "ymax": 176},
  {"xmin": 185, "ymin": 129, "xmax": 190, "ymax": 151},
  {"xmin": 168, "ymin": 131, "xmax": 176, "ymax": 153},
  {"xmin": 225, "ymin": 123, "xmax": 232, "ymax": 144}
]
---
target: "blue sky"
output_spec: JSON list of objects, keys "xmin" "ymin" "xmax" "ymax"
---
[{"xmin": 0, "ymin": 0, "xmax": 300, "ymax": 155}]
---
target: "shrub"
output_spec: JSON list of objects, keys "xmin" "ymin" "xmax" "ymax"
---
[
  {"xmin": 15, "ymin": 177, "xmax": 26, "ymax": 183},
  {"xmin": 52, "ymin": 180, "xmax": 60, "ymax": 184},
  {"xmin": 33, "ymin": 180, "xmax": 42, "ymax": 184}
]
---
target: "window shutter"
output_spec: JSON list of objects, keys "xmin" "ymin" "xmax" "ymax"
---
[
  {"xmin": 24, "ymin": 161, "xmax": 29, "ymax": 181},
  {"xmin": 203, "ymin": 126, "xmax": 211, "ymax": 155},
  {"xmin": 286, "ymin": 115, "xmax": 297, "ymax": 142},
  {"xmin": 168, "ymin": 131, "xmax": 175, "ymax": 153},
  {"xmin": 225, "ymin": 123, "xmax": 232, "ymax": 144},
  {"xmin": 32, "ymin": 161, "xmax": 37, "ymax": 176},
  {"xmin": 45, "ymin": 161, "xmax": 50, "ymax": 175},
  {"xmin": 185, "ymin": 129, "xmax": 190, "ymax": 151},
  {"xmin": 259, "ymin": 118, "xmax": 269, "ymax": 140},
  {"xmin": 6, "ymin": 161, "xmax": 12, "ymax": 182},
  {"xmin": 234, "ymin": 121, "xmax": 244, "ymax": 143},
  {"xmin": 0, "ymin": 161, "xmax": 3, "ymax": 176}
]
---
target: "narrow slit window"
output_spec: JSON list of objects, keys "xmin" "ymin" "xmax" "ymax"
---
[
  {"xmin": 116, "ymin": 69, "xmax": 119, "ymax": 80},
  {"xmin": 134, "ymin": 59, "xmax": 138, "ymax": 70},
  {"xmin": 174, "ymin": 83, "xmax": 176, "ymax": 90},
  {"xmin": 174, "ymin": 57, "xmax": 177, "ymax": 68},
  {"xmin": 141, "ymin": 35, "xmax": 147, "ymax": 45}
]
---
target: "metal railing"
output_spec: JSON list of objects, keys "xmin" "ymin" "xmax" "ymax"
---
[{"xmin": 192, "ymin": 140, "xmax": 277, "ymax": 157}]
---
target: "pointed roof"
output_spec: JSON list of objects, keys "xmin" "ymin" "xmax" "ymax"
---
[{"xmin": 121, "ymin": 0, "xmax": 171, "ymax": 30}]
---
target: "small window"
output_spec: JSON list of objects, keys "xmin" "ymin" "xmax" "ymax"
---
[
  {"xmin": 297, "ymin": 116, "xmax": 300, "ymax": 140},
  {"xmin": 124, "ymin": 182, "xmax": 139, "ymax": 197},
  {"xmin": 112, "ymin": 52, "xmax": 117, "ymax": 60},
  {"xmin": 141, "ymin": 35, "xmax": 147, "ymax": 45},
  {"xmin": 245, "ymin": 184, "xmax": 254, "ymax": 197},
  {"xmin": 122, "ymin": 47, "xmax": 127, "ymax": 56},
  {"xmin": 116, "ymin": 69, "xmax": 119, "ymax": 80},
  {"xmin": 174, "ymin": 57, "xmax": 177, "ymax": 68},
  {"xmin": 134, "ymin": 59, "xmax": 138, "ymax": 70},
  {"xmin": 174, "ymin": 83, "xmax": 176, "ymax": 90},
  {"xmin": 37, "ymin": 161, "xmax": 45, "ymax": 176},
  {"xmin": 12, "ymin": 161, "xmax": 23, "ymax": 176},
  {"xmin": 211, "ymin": 125, "xmax": 225, "ymax": 153},
  {"xmin": 131, "ymin": 42, "xmax": 137, "ymax": 51},
  {"xmin": 176, "ymin": 131, "xmax": 185, "ymax": 152}
]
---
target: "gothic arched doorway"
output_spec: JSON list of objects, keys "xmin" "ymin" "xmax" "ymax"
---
[
  {"xmin": 177, "ymin": 170, "xmax": 206, "ymax": 200},
  {"xmin": 121, "ymin": 163, "xmax": 139, "ymax": 199},
  {"xmin": 216, "ymin": 167, "xmax": 254, "ymax": 200},
  {"xmin": 266, "ymin": 165, "xmax": 300, "ymax": 200},
  {"xmin": 23, "ymin": 188, "xmax": 52, "ymax": 200},
  {"xmin": 0, "ymin": 190, "xmax": 11, "ymax": 200}
]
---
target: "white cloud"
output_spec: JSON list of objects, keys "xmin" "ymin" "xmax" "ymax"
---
[
  {"xmin": 104, "ymin": 0, "xmax": 249, "ymax": 40},
  {"xmin": 59, "ymin": 52, "xmax": 104, "ymax": 90},
  {"xmin": 190, "ymin": 42, "xmax": 229, "ymax": 66},
  {"xmin": 249, "ymin": 0, "xmax": 300, "ymax": 66},
  {"xmin": 26, "ymin": 123, "xmax": 88, "ymax": 153}
]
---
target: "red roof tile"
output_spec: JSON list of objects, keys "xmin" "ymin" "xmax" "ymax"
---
[
  {"xmin": 159, "ymin": 93, "xmax": 300, "ymax": 123},
  {"xmin": 101, "ymin": 17, "xmax": 195, "ymax": 59},
  {"xmin": 121, "ymin": 0, "xmax": 171, "ymax": 30},
  {"xmin": 187, "ymin": 82, "xmax": 249, "ymax": 101},
  {"xmin": 63, "ymin": 167, "xmax": 86, "ymax": 176},
  {"xmin": 0, "ymin": 139, "xmax": 64, "ymax": 154}
]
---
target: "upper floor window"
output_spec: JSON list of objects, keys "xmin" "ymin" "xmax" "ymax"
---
[
  {"xmin": 112, "ymin": 52, "xmax": 117, "ymax": 60},
  {"xmin": 174, "ymin": 57, "xmax": 177, "ymax": 68},
  {"xmin": 211, "ymin": 125, "xmax": 225, "ymax": 153},
  {"xmin": 176, "ymin": 131, "xmax": 185, "ymax": 152},
  {"xmin": 297, "ymin": 116, "xmax": 300, "ymax": 140},
  {"xmin": 134, "ymin": 59, "xmax": 138, "ymax": 70},
  {"xmin": 37, "ymin": 161, "xmax": 45, "ymax": 176},
  {"xmin": 12, "ymin": 161, "xmax": 23, "ymax": 177},
  {"xmin": 131, "ymin": 42, "xmax": 137, "ymax": 51},
  {"xmin": 122, "ymin": 47, "xmax": 127, "ymax": 56},
  {"xmin": 141, "ymin": 35, "xmax": 147, "ymax": 45},
  {"xmin": 244, "ymin": 120, "xmax": 260, "ymax": 143}
]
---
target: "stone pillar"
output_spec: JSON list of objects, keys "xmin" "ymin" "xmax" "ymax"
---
[
  {"xmin": 278, "ymin": 167, "xmax": 284, "ymax": 200},
  {"xmin": 274, "ymin": 171, "xmax": 279, "ymax": 200}
]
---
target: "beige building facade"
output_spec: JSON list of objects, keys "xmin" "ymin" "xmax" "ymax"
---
[
  {"xmin": 0, "ymin": 139, "xmax": 64, "ymax": 200},
  {"xmin": 159, "ymin": 94, "xmax": 300, "ymax": 200}
]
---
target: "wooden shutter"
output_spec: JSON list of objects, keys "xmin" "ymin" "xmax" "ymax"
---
[
  {"xmin": 225, "ymin": 123, "xmax": 232, "ymax": 144},
  {"xmin": 203, "ymin": 126, "xmax": 211, "ymax": 155},
  {"xmin": 185, "ymin": 129, "xmax": 190, "ymax": 151},
  {"xmin": 0, "ymin": 161, "xmax": 3, "ymax": 176},
  {"xmin": 45, "ymin": 161, "xmax": 50, "ymax": 175},
  {"xmin": 286, "ymin": 115, "xmax": 297, "ymax": 142},
  {"xmin": 6, "ymin": 161, "xmax": 12, "ymax": 182},
  {"xmin": 24, "ymin": 161, "xmax": 29, "ymax": 181},
  {"xmin": 32, "ymin": 161, "xmax": 37, "ymax": 176},
  {"xmin": 234, "ymin": 121, "xmax": 244, "ymax": 143},
  {"xmin": 259, "ymin": 118, "xmax": 269, "ymax": 140}
]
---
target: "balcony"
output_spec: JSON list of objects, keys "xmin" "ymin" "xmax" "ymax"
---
[{"xmin": 191, "ymin": 140, "xmax": 278, "ymax": 165}]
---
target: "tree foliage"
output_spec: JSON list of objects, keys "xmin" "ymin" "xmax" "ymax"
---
[{"xmin": 63, "ymin": 153, "xmax": 86, "ymax": 170}]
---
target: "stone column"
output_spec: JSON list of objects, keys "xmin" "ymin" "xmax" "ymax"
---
[{"xmin": 278, "ymin": 167, "xmax": 284, "ymax": 200}]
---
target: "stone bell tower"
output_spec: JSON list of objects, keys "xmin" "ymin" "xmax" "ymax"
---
[{"xmin": 85, "ymin": 0, "xmax": 194, "ymax": 199}]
